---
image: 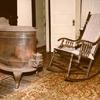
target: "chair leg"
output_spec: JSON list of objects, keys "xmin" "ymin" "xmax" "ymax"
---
[
  {"xmin": 67, "ymin": 54, "xmax": 74, "ymax": 77},
  {"xmin": 77, "ymin": 55, "xmax": 81, "ymax": 64},
  {"xmin": 47, "ymin": 49, "xmax": 56, "ymax": 70},
  {"xmin": 86, "ymin": 60, "xmax": 93, "ymax": 77}
]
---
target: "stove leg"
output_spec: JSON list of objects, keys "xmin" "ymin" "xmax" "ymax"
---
[{"xmin": 13, "ymin": 71, "xmax": 22, "ymax": 89}]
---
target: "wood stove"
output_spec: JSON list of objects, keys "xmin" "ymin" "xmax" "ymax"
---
[{"xmin": 0, "ymin": 26, "xmax": 37, "ymax": 88}]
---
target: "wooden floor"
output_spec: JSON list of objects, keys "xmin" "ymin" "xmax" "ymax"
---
[{"xmin": 0, "ymin": 46, "xmax": 100, "ymax": 98}]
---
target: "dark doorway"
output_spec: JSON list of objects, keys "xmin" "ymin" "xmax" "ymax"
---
[
  {"xmin": 32, "ymin": 0, "xmax": 36, "ymax": 27},
  {"xmin": 0, "ymin": 0, "xmax": 17, "ymax": 25}
]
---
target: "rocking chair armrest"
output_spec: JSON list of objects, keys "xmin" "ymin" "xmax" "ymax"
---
[
  {"xmin": 92, "ymin": 37, "xmax": 100, "ymax": 45},
  {"xmin": 81, "ymin": 37, "xmax": 100, "ymax": 46},
  {"xmin": 57, "ymin": 37, "xmax": 80, "ymax": 48},
  {"xmin": 80, "ymin": 36, "xmax": 100, "ymax": 46},
  {"xmin": 58, "ymin": 37, "xmax": 79, "ymax": 42}
]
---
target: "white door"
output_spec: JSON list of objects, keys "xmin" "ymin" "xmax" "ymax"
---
[{"xmin": 50, "ymin": 0, "xmax": 75, "ymax": 51}]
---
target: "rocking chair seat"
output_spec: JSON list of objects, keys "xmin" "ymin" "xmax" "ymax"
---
[
  {"xmin": 56, "ymin": 47, "xmax": 94, "ymax": 60},
  {"xmin": 55, "ymin": 47, "xmax": 75, "ymax": 54}
]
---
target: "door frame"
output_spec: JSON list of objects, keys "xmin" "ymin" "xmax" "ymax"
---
[{"xmin": 45, "ymin": 0, "xmax": 51, "ymax": 52}]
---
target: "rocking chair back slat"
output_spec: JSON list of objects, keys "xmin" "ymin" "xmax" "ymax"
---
[{"xmin": 79, "ymin": 41, "xmax": 93, "ymax": 57}]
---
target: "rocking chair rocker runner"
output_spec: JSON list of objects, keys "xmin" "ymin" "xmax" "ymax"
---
[{"xmin": 47, "ymin": 12, "xmax": 100, "ymax": 81}]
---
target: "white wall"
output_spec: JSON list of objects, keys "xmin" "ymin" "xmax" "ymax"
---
[{"xmin": 17, "ymin": 0, "xmax": 32, "ymax": 26}]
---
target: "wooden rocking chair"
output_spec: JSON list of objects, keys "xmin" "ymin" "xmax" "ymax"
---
[{"xmin": 47, "ymin": 12, "xmax": 100, "ymax": 81}]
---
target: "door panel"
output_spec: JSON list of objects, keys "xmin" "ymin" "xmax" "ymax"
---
[{"xmin": 50, "ymin": 0, "xmax": 75, "ymax": 51}]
